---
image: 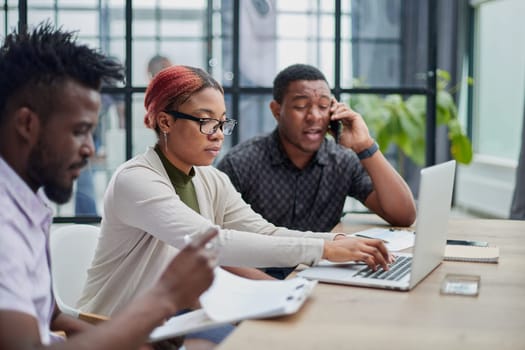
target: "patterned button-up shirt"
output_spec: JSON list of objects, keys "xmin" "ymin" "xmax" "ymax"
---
[{"xmin": 217, "ymin": 129, "xmax": 373, "ymax": 232}]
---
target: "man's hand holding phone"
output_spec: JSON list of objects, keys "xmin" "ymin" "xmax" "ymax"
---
[{"xmin": 328, "ymin": 97, "xmax": 375, "ymax": 154}]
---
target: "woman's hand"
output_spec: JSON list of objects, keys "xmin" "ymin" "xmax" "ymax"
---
[{"xmin": 322, "ymin": 236, "xmax": 392, "ymax": 271}]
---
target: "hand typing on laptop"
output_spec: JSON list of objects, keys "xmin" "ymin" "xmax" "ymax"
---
[{"xmin": 322, "ymin": 235, "xmax": 393, "ymax": 271}]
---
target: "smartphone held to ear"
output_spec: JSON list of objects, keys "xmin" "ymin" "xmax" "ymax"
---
[{"xmin": 329, "ymin": 120, "xmax": 341, "ymax": 142}]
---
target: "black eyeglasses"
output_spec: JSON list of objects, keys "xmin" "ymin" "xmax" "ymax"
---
[{"xmin": 165, "ymin": 110, "xmax": 237, "ymax": 136}]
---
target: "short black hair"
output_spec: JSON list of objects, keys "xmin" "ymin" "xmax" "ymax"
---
[
  {"xmin": 0, "ymin": 22, "xmax": 124, "ymax": 125},
  {"xmin": 272, "ymin": 64, "xmax": 328, "ymax": 103}
]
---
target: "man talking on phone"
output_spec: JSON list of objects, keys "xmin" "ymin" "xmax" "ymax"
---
[{"xmin": 217, "ymin": 64, "xmax": 416, "ymax": 279}]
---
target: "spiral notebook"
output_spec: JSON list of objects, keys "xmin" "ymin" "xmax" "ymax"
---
[{"xmin": 444, "ymin": 245, "xmax": 499, "ymax": 263}]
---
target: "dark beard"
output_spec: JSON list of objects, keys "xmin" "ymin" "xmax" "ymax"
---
[
  {"xmin": 28, "ymin": 142, "xmax": 84, "ymax": 204},
  {"xmin": 43, "ymin": 182, "xmax": 73, "ymax": 204}
]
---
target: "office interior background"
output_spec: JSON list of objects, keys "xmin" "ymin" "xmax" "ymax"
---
[{"xmin": 1, "ymin": 0, "xmax": 524, "ymax": 223}]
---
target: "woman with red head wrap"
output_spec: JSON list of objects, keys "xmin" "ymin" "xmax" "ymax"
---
[
  {"xmin": 144, "ymin": 65, "xmax": 223, "ymax": 131},
  {"xmin": 79, "ymin": 65, "xmax": 391, "ymax": 347}
]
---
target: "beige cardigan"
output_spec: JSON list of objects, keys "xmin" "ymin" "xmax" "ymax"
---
[{"xmin": 77, "ymin": 147, "xmax": 334, "ymax": 316}]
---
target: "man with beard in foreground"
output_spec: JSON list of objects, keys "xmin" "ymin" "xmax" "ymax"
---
[{"xmin": 0, "ymin": 22, "xmax": 216, "ymax": 350}]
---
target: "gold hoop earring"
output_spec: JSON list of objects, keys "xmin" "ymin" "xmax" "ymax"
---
[{"xmin": 163, "ymin": 132, "xmax": 168, "ymax": 152}]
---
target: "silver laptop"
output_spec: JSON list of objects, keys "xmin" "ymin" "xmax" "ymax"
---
[{"xmin": 297, "ymin": 160, "xmax": 456, "ymax": 291}]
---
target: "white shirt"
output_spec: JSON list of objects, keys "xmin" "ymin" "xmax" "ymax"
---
[{"xmin": 0, "ymin": 157, "xmax": 57, "ymax": 345}]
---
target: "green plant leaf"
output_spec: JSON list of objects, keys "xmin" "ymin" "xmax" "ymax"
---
[
  {"xmin": 405, "ymin": 95, "xmax": 426, "ymax": 119},
  {"xmin": 437, "ymin": 90, "xmax": 455, "ymax": 124},
  {"xmin": 411, "ymin": 139, "xmax": 426, "ymax": 166},
  {"xmin": 401, "ymin": 105, "xmax": 425, "ymax": 136},
  {"xmin": 447, "ymin": 118, "xmax": 462, "ymax": 138},
  {"xmin": 384, "ymin": 94, "xmax": 403, "ymax": 106},
  {"xmin": 450, "ymin": 134, "xmax": 473, "ymax": 164},
  {"xmin": 346, "ymin": 70, "xmax": 473, "ymax": 170},
  {"xmin": 376, "ymin": 125, "xmax": 393, "ymax": 152},
  {"xmin": 437, "ymin": 69, "xmax": 451, "ymax": 82},
  {"xmin": 437, "ymin": 69, "xmax": 451, "ymax": 91}
]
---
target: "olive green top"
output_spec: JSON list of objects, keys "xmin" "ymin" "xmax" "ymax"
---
[{"xmin": 154, "ymin": 145, "xmax": 200, "ymax": 214}]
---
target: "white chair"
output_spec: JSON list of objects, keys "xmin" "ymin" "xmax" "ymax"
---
[{"xmin": 50, "ymin": 224, "xmax": 107, "ymax": 324}]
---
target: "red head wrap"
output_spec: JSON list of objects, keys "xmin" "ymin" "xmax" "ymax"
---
[{"xmin": 144, "ymin": 65, "xmax": 223, "ymax": 131}]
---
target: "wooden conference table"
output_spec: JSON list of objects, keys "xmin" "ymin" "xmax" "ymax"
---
[{"xmin": 217, "ymin": 214, "xmax": 525, "ymax": 350}]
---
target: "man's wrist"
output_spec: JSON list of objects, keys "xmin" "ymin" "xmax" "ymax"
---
[
  {"xmin": 356, "ymin": 142, "xmax": 379, "ymax": 160},
  {"xmin": 148, "ymin": 284, "xmax": 179, "ymax": 320}
]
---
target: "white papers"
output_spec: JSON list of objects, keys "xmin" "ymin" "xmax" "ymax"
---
[
  {"xmin": 350, "ymin": 227, "xmax": 415, "ymax": 251},
  {"xmin": 201, "ymin": 268, "xmax": 316, "ymax": 322},
  {"xmin": 149, "ymin": 309, "xmax": 224, "ymax": 341},
  {"xmin": 149, "ymin": 267, "xmax": 317, "ymax": 342}
]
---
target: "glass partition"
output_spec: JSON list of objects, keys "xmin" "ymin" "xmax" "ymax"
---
[{"xmin": 4, "ymin": 0, "xmax": 436, "ymax": 222}]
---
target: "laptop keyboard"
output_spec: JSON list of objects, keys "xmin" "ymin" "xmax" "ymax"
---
[{"xmin": 353, "ymin": 256, "xmax": 412, "ymax": 281}]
